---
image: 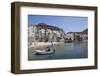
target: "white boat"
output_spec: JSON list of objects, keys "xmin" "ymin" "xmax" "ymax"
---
[
  {"xmin": 35, "ymin": 42, "xmax": 55, "ymax": 55},
  {"xmin": 35, "ymin": 49, "xmax": 55, "ymax": 55}
]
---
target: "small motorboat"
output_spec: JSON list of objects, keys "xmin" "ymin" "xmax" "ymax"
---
[
  {"xmin": 35, "ymin": 49, "xmax": 55, "ymax": 55},
  {"xmin": 35, "ymin": 42, "xmax": 55, "ymax": 55}
]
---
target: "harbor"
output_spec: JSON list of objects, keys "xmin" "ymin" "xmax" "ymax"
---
[
  {"xmin": 28, "ymin": 16, "xmax": 88, "ymax": 60},
  {"xmin": 28, "ymin": 40, "xmax": 88, "ymax": 60}
]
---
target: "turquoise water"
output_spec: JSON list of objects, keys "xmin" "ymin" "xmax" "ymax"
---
[{"xmin": 28, "ymin": 41, "xmax": 88, "ymax": 60}]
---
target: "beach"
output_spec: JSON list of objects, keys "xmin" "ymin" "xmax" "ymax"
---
[
  {"xmin": 28, "ymin": 42, "xmax": 64, "ymax": 52},
  {"xmin": 29, "ymin": 42, "xmax": 64, "ymax": 48}
]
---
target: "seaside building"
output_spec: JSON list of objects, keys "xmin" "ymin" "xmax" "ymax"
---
[
  {"xmin": 65, "ymin": 29, "xmax": 88, "ymax": 41},
  {"xmin": 28, "ymin": 23, "xmax": 88, "ymax": 47},
  {"xmin": 28, "ymin": 23, "xmax": 65, "ymax": 44}
]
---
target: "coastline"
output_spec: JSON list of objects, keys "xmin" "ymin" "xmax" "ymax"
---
[
  {"xmin": 29, "ymin": 42, "xmax": 64, "ymax": 48},
  {"xmin": 29, "ymin": 40, "xmax": 88, "ymax": 48},
  {"xmin": 28, "ymin": 40, "xmax": 88, "ymax": 52}
]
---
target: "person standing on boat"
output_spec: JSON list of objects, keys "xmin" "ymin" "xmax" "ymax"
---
[{"xmin": 46, "ymin": 41, "xmax": 55, "ymax": 52}]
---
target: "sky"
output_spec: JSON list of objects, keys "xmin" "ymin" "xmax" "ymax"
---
[{"xmin": 28, "ymin": 15, "xmax": 88, "ymax": 32}]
